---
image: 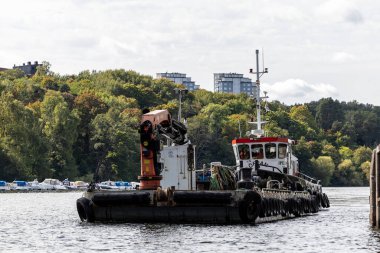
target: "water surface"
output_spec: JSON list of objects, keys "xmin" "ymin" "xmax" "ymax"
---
[{"xmin": 0, "ymin": 187, "xmax": 378, "ymax": 252}]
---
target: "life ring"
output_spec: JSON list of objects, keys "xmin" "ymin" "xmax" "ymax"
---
[
  {"xmin": 238, "ymin": 191, "xmax": 262, "ymax": 223},
  {"xmin": 77, "ymin": 197, "xmax": 95, "ymax": 222}
]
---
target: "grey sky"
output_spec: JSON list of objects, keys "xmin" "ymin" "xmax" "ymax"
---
[{"xmin": 1, "ymin": 0, "xmax": 378, "ymax": 105}]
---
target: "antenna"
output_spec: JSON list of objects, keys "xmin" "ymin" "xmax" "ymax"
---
[
  {"xmin": 248, "ymin": 49, "xmax": 269, "ymax": 136},
  {"xmin": 261, "ymin": 48, "xmax": 265, "ymax": 73},
  {"xmin": 238, "ymin": 120, "xmax": 242, "ymax": 138}
]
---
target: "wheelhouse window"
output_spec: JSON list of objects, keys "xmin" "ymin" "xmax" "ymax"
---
[
  {"xmin": 238, "ymin": 144, "xmax": 250, "ymax": 160},
  {"xmin": 251, "ymin": 144, "xmax": 264, "ymax": 159},
  {"xmin": 265, "ymin": 143, "xmax": 277, "ymax": 159},
  {"xmin": 278, "ymin": 144, "xmax": 287, "ymax": 159}
]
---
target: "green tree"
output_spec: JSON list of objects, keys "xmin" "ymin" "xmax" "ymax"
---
[
  {"xmin": 352, "ymin": 146, "xmax": 372, "ymax": 166},
  {"xmin": 40, "ymin": 91, "xmax": 79, "ymax": 179},
  {"xmin": 316, "ymin": 98, "xmax": 343, "ymax": 130},
  {"xmin": 333, "ymin": 159, "xmax": 365, "ymax": 186},
  {"xmin": 91, "ymin": 108, "xmax": 140, "ymax": 181},
  {"xmin": 73, "ymin": 92, "xmax": 108, "ymax": 177},
  {"xmin": 339, "ymin": 146, "xmax": 353, "ymax": 160},
  {"xmin": 361, "ymin": 161, "xmax": 371, "ymax": 182},
  {"xmin": 290, "ymin": 105, "xmax": 318, "ymax": 130},
  {"xmin": 0, "ymin": 93, "xmax": 49, "ymax": 180},
  {"xmin": 310, "ymin": 156, "xmax": 335, "ymax": 186},
  {"xmin": 322, "ymin": 144, "xmax": 341, "ymax": 166}
]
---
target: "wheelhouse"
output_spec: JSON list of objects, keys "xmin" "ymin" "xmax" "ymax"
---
[{"xmin": 232, "ymin": 137, "xmax": 299, "ymax": 176}]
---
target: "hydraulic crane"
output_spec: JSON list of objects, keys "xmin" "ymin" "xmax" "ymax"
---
[{"xmin": 138, "ymin": 109, "xmax": 187, "ymax": 190}]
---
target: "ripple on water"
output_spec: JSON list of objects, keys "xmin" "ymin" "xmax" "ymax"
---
[{"xmin": 0, "ymin": 188, "xmax": 378, "ymax": 252}]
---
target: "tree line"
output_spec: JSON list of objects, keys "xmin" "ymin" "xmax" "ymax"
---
[{"xmin": 0, "ymin": 64, "xmax": 377, "ymax": 186}]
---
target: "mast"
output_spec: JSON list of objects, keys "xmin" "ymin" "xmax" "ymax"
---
[{"xmin": 249, "ymin": 49, "xmax": 268, "ymax": 136}]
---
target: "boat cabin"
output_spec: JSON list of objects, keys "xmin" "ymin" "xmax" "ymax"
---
[{"xmin": 232, "ymin": 137, "xmax": 299, "ymax": 176}]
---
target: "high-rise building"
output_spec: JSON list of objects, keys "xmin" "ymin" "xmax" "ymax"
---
[
  {"xmin": 156, "ymin": 72, "xmax": 200, "ymax": 91},
  {"xmin": 214, "ymin": 73, "xmax": 256, "ymax": 96},
  {"xmin": 13, "ymin": 61, "xmax": 42, "ymax": 76}
]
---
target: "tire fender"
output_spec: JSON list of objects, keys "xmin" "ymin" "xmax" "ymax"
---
[{"xmin": 77, "ymin": 197, "xmax": 95, "ymax": 222}]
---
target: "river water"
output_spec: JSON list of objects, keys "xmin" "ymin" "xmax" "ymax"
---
[{"xmin": 0, "ymin": 187, "xmax": 378, "ymax": 253}]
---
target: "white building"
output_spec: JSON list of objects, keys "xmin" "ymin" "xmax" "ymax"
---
[
  {"xmin": 214, "ymin": 73, "xmax": 256, "ymax": 96},
  {"xmin": 156, "ymin": 72, "xmax": 200, "ymax": 91}
]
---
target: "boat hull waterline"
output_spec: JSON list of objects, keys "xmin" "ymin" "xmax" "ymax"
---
[{"xmin": 77, "ymin": 188, "xmax": 329, "ymax": 224}]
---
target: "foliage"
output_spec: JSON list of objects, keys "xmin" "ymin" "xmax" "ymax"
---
[
  {"xmin": 0, "ymin": 66, "xmax": 377, "ymax": 186},
  {"xmin": 310, "ymin": 156, "xmax": 335, "ymax": 186}
]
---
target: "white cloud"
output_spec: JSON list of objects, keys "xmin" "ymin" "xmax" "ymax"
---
[
  {"xmin": 261, "ymin": 79, "xmax": 338, "ymax": 105},
  {"xmin": 0, "ymin": 0, "xmax": 379, "ymax": 105},
  {"xmin": 315, "ymin": 0, "xmax": 364, "ymax": 24},
  {"xmin": 331, "ymin": 52, "xmax": 356, "ymax": 63}
]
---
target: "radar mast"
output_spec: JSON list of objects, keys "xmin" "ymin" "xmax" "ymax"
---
[{"xmin": 249, "ymin": 49, "xmax": 268, "ymax": 137}]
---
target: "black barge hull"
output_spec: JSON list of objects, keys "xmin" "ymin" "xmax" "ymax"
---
[{"xmin": 76, "ymin": 189, "xmax": 330, "ymax": 224}]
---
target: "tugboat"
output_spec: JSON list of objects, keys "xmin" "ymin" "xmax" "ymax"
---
[{"xmin": 76, "ymin": 50, "xmax": 330, "ymax": 224}]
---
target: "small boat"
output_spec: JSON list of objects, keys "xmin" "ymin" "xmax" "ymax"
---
[
  {"xmin": 40, "ymin": 178, "xmax": 66, "ymax": 190},
  {"xmin": 29, "ymin": 179, "xmax": 42, "ymax": 191},
  {"xmin": 11, "ymin": 181, "xmax": 30, "ymax": 191},
  {"xmin": 115, "ymin": 181, "xmax": 132, "ymax": 190},
  {"xmin": 73, "ymin": 181, "xmax": 89, "ymax": 190},
  {"xmin": 0, "ymin": 181, "xmax": 10, "ymax": 191},
  {"xmin": 63, "ymin": 179, "xmax": 78, "ymax": 190},
  {"xmin": 97, "ymin": 181, "xmax": 119, "ymax": 190}
]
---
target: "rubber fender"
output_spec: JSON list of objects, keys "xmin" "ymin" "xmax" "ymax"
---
[
  {"xmin": 293, "ymin": 197, "xmax": 301, "ymax": 217},
  {"xmin": 264, "ymin": 198, "xmax": 271, "ymax": 217},
  {"xmin": 298, "ymin": 198, "xmax": 304, "ymax": 215},
  {"xmin": 282, "ymin": 199, "xmax": 288, "ymax": 216},
  {"xmin": 326, "ymin": 194, "xmax": 330, "ymax": 208},
  {"xmin": 173, "ymin": 191, "xmax": 232, "ymax": 204},
  {"xmin": 322, "ymin": 193, "xmax": 330, "ymax": 208},
  {"xmin": 287, "ymin": 198, "xmax": 294, "ymax": 214},
  {"xmin": 259, "ymin": 197, "xmax": 267, "ymax": 218},
  {"xmin": 304, "ymin": 198, "xmax": 311, "ymax": 213},
  {"xmin": 319, "ymin": 193, "xmax": 325, "ymax": 208},
  {"xmin": 278, "ymin": 199, "xmax": 283, "ymax": 215},
  {"xmin": 77, "ymin": 197, "xmax": 95, "ymax": 222},
  {"xmin": 92, "ymin": 192, "xmax": 151, "ymax": 206},
  {"xmin": 321, "ymin": 193, "xmax": 327, "ymax": 208},
  {"xmin": 280, "ymin": 199, "xmax": 287, "ymax": 217},
  {"xmin": 267, "ymin": 198, "xmax": 274, "ymax": 217},
  {"xmin": 238, "ymin": 190, "xmax": 262, "ymax": 223},
  {"xmin": 301, "ymin": 198, "xmax": 308, "ymax": 213},
  {"xmin": 310, "ymin": 195, "xmax": 318, "ymax": 213},
  {"xmin": 304, "ymin": 198, "xmax": 308, "ymax": 213},
  {"xmin": 315, "ymin": 193, "xmax": 321, "ymax": 207},
  {"xmin": 273, "ymin": 198, "xmax": 279, "ymax": 216}
]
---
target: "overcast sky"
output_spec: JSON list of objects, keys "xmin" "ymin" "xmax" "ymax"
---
[{"xmin": 1, "ymin": 0, "xmax": 379, "ymax": 105}]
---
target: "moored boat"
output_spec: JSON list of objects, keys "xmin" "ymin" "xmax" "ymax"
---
[
  {"xmin": 11, "ymin": 181, "xmax": 30, "ymax": 191},
  {"xmin": 40, "ymin": 178, "xmax": 66, "ymax": 190},
  {"xmin": 0, "ymin": 181, "xmax": 10, "ymax": 191},
  {"xmin": 76, "ymin": 50, "xmax": 329, "ymax": 224}
]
